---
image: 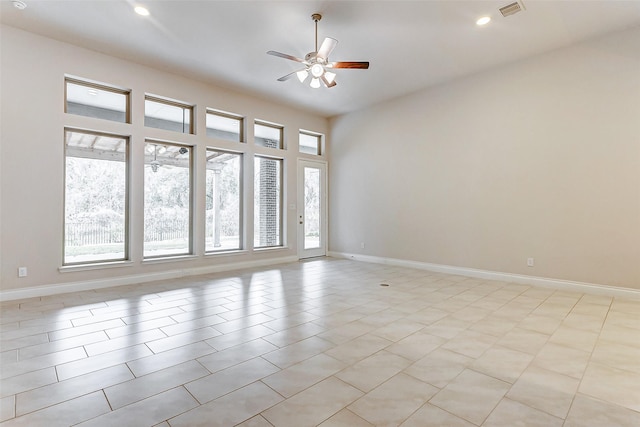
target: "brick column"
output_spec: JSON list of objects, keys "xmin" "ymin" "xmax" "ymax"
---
[{"xmin": 259, "ymin": 156, "xmax": 278, "ymax": 246}]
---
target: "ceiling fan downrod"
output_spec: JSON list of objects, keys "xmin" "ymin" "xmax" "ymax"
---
[{"xmin": 312, "ymin": 13, "xmax": 322, "ymax": 53}]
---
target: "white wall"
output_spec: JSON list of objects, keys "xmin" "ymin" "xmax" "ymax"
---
[
  {"xmin": 329, "ymin": 26, "xmax": 640, "ymax": 290},
  {"xmin": 0, "ymin": 25, "xmax": 328, "ymax": 295}
]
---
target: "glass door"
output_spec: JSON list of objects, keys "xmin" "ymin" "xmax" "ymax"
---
[{"xmin": 298, "ymin": 160, "xmax": 327, "ymax": 259}]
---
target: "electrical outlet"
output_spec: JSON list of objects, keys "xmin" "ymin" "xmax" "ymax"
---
[
  {"xmin": 360, "ymin": 242, "xmax": 365, "ymax": 249},
  {"xmin": 527, "ymin": 258, "xmax": 534, "ymax": 267},
  {"xmin": 18, "ymin": 267, "xmax": 28, "ymax": 277}
]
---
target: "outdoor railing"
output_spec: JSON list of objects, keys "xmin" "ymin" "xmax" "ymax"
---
[{"xmin": 65, "ymin": 220, "xmax": 190, "ymax": 246}]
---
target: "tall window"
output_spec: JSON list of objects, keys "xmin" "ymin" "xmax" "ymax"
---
[
  {"xmin": 65, "ymin": 78, "xmax": 130, "ymax": 123},
  {"xmin": 144, "ymin": 141, "xmax": 192, "ymax": 257},
  {"xmin": 206, "ymin": 110, "xmax": 244, "ymax": 142},
  {"xmin": 254, "ymin": 121, "xmax": 283, "ymax": 149},
  {"xmin": 64, "ymin": 129, "xmax": 128, "ymax": 264},
  {"xmin": 254, "ymin": 156, "xmax": 282, "ymax": 248},
  {"xmin": 206, "ymin": 149, "xmax": 242, "ymax": 252},
  {"xmin": 145, "ymin": 96, "xmax": 194, "ymax": 134}
]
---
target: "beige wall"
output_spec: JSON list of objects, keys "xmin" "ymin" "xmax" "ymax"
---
[
  {"xmin": 329, "ymin": 27, "xmax": 640, "ymax": 290},
  {"xmin": 0, "ymin": 25, "xmax": 328, "ymax": 294},
  {"xmin": 2, "ymin": 24, "xmax": 639, "ymax": 295}
]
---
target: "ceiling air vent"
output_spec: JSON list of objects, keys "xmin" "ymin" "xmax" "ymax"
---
[{"xmin": 499, "ymin": 1, "xmax": 525, "ymax": 17}]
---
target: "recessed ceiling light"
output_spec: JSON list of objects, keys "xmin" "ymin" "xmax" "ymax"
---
[
  {"xmin": 12, "ymin": 0, "xmax": 27, "ymax": 10},
  {"xmin": 476, "ymin": 16, "xmax": 491, "ymax": 26},
  {"xmin": 134, "ymin": 6, "xmax": 150, "ymax": 16}
]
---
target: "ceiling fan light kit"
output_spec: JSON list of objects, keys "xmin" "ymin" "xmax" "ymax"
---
[{"xmin": 267, "ymin": 13, "xmax": 369, "ymax": 89}]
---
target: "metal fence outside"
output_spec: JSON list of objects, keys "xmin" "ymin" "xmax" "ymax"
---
[
  {"xmin": 65, "ymin": 219, "xmax": 190, "ymax": 246},
  {"xmin": 65, "ymin": 221, "xmax": 124, "ymax": 246}
]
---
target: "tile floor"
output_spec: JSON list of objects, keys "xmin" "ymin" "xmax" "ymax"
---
[{"xmin": 0, "ymin": 258, "xmax": 639, "ymax": 426}]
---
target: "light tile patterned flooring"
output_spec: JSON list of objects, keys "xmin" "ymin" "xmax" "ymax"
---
[{"xmin": 1, "ymin": 258, "xmax": 639, "ymax": 426}]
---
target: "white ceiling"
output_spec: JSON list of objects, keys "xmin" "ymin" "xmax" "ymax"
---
[{"xmin": 2, "ymin": 0, "xmax": 640, "ymax": 117}]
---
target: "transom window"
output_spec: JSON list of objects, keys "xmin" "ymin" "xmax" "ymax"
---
[
  {"xmin": 206, "ymin": 109, "xmax": 244, "ymax": 142},
  {"xmin": 65, "ymin": 78, "xmax": 130, "ymax": 123},
  {"xmin": 254, "ymin": 120, "xmax": 283, "ymax": 149},
  {"xmin": 145, "ymin": 96, "xmax": 194, "ymax": 134},
  {"xmin": 299, "ymin": 130, "xmax": 322, "ymax": 155}
]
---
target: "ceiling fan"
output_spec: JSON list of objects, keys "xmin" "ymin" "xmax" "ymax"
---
[{"xmin": 267, "ymin": 13, "xmax": 369, "ymax": 89}]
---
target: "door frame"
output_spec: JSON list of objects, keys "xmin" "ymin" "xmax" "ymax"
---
[{"xmin": 297, "ymin": 159, "xmax": 328, "ymax": 259}]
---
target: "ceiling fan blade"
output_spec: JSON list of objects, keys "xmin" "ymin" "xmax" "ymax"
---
[
  {"xmin": 317, "ymin": 37, "xmax": 338, "ymax": 60},
  {"xmin": 329, "ymin": 61, "xmax": 370, "ymax": 69},
  {"xmin": 267, "ymin": 50, "xmax": 306, "ymax": 63},
  {"xmin": 321, "ymin": 75, "xmax": 337, "ymax": 88},
  {"xmin": 277, "ymin": 70, "xmax": 298, "ymax": 82}
]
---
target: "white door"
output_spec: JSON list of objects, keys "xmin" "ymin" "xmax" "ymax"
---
[{"xmin": 298, "ymin": 160, "xmax": 327, "ymax": 259}]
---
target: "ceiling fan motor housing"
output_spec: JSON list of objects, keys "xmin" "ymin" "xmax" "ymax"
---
[{"xmin": 305, "ymin": 52, "xmax": 326, "ymax": 63}]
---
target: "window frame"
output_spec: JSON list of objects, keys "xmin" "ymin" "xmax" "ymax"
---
[
  {"xmin": 144, "ymin": 95, "xmax": 195, "ymax": 135},
  {"xmin": 142, "ymin": 139, "xmax": 195, "ymax": 259},
  {"xmin": 205, "ymin": 148, "xmax": 244, "ymax": 253},
  {"xmin": 64, "ymin": 77, "xmax": 131, "ymax": 123},
  {"xmin": 63, "ymin": 127, "xmax": 131, "ymax": 266}
]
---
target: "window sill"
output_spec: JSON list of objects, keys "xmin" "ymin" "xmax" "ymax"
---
[
  {"xmin": 142, "ymin": 254, "xmax": 199, "ymax": 265},
  {"xmin": 253, "ymin": 246, "xmax": 289, "ymax": 253},
  {"xmin": 59, "ymin": 260, "xmax": 134, "ymax": 273},
  {"xmin": 205, "ymin": 249, "xmax": 249, "ymax": 258}
]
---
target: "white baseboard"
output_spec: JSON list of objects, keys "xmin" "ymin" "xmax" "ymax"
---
[
  {"xmin": 4, "ymin": 253, "xmax": 637, "ymax": 302},
  {"xmin": 328, "ymin": 251, "xmax": 640, "ymax": 299},
  {"xmin": 0, "ymin": 256, "xmax": 298, "ymax": 302}
]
